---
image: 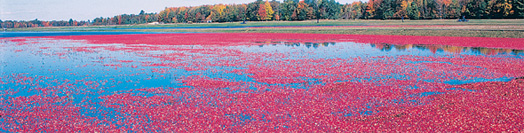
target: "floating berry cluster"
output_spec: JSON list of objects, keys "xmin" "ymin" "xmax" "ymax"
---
[{"xmin": 0, "ymin": 33, "xmax": 523, "ymax": 132}]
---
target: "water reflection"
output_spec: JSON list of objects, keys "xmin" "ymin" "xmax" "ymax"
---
[
  {"xmin": 259, "ymin": 42, "xmax": 524, "ymax": 56},
  {"xmin": 371, "ymin": 43, "xmax": 524, "ymax": 56},
  {"xmin": 258, "ymin": 42, "xmax": 336, "ymax": 49}
]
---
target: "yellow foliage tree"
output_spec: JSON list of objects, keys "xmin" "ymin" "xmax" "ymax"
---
[
  {"xmin": 503, "ymin": 0, "xmax": 513, "ymax": 16},
  {"xmin": 400, "ymin": 0, "xmax": 409, "ymax": 17},
  {"xmin": 264, "ymin": 1, "xmax": 274, "ymax": 20}
]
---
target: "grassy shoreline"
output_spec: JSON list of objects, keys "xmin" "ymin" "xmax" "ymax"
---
[{"xmin": 4, "ymin": 19, "xmax": 524, "ymax": 38}]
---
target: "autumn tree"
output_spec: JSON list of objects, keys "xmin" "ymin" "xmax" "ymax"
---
[
  {"xmin": 211, "ymin": 4, "xmax": 227, "ymax": 22},
  {"xmin": 435, "ymin": 0, "xmax": 452, "ymax": 18},
  {"xmin": 158, "ymin": 8, "xmax": 174, "ymax": 23},
  {"xmin": 264, "ymin": 1, "xmax": 275, "ymax": 20},
  {"xmin": 258, "ymin": 4, "xmax": 268, "ymax": 20},
  {"xmin": 444, "ymin": 0, "xmax": 462, "ymax": 19},
  {"xmin": 270, "ymin": 0, "xmax": 281, "ymax": 20},
  {"xmin": 487, "ymin": 0, "xmax": 503, "ymax": 18},
  {"xmin": 394, "ymin": 0, "xmax": 409, "ymax": 18},
  {"xmin": 237, "ymin": 4, "xmax": 248, "ymax": 21},
  {"xmin": 293, "ymin": 1, "xmax": 309, "ymax": 20},
  {"xmin": 341, "ymin": 4, "xmax": 352, "ymax": 19},
  {"xmin": 365, "ymin": 0, "xmax": 377, "ymax": 18},
  {"xmin": 356, "ymin": 2, "xmax": 367, "ymax": 19},
  {"xmin": 501, "ymin": 0, "xmax": 514, "ymax": 17}
]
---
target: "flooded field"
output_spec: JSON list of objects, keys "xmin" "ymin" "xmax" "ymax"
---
[{"xmin": 1, "ymin": 33, "xmax": 524, "ymax": 131}]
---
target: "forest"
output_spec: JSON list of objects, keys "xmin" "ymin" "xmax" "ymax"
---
[
  {"xmin": 1, "ymin": 0, "xmax": 523, "ymax": 28},
  {"xmin": 154, "ymin": 0, "xmax": 524, "ymax": 23}
]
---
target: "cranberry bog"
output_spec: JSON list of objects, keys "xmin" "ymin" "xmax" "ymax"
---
[{"xmin": 1, "ymin": 33, "xmax": 524, "ymax": 132}]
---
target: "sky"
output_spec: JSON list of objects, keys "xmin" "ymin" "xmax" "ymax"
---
[{"xmin": 1, "ymin": 0, "xmax": 364, "ymax": 21}]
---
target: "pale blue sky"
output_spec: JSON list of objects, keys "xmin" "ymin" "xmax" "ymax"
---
[{"xmin": 1, "ymin": 0, "xmax": 363, "ymax": 21}]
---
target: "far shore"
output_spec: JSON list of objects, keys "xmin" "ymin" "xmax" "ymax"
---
[{"xmin": 4, "ymin": 19, "xmax": 524, "ymax": 38}]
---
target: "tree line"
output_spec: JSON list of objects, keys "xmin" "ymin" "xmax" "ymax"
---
[
  {"xmin": 1, "ymin": 0, "xmax": 523, "ymax": 28},
  {"xmin": 91, "ymin": 10, "xmax": 158, "ymax": 25},
  {"xmin": 0, "ymin": 10, "xmax": 157, "ymax": 28},
  {"xmin": 155, "ymin": 0, "xmax": 523, "ymax": 23},
  {"xmin": 105, "ymin": 0, "xmax": 524, "ymax": 24},
  {"xmin": 0, "ymin": 19, "xmax": 89, "ymax": 29},
  {"xmin": 156, "ymin": 0, "xmax": 343, "ymax": 23},
  {"xmin": 355, "ymin": 0, "xmax": 524, "ymax": 19}
]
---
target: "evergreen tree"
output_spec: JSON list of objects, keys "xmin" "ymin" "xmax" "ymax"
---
[
  {"xmin": 279, "ymin": 0, "xmax": 297, "ymax": 21},
  {"xmin": 515, "ymin": 0, "xmax": 524, "ymax": 18},
  {"xmin": 376, "ymin": 0, "xmax": 395, "ymax": 19},
  {"xmin": 246, "ymin": 2, "xmax": 260, "ymax": 21},
  {"xmin": 326, "ymin": 0, "xmax": 341, "ymax": 19},
  {"xmin": 69, "ymin": 19, "xmax": 74, "ymax": 26},
  {"xmin": 408, "ymin": 1, "xmax": 421, "ymax": 19},
  {"xmin": 465, "ymin": 0, "xmax": 488, "ymax": 19}
]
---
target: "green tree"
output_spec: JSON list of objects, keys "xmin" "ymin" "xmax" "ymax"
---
[
  {"xmin": 312, "ymin": 0, "xmax": 322, "ymax": 22},
  {"xmin": 279, "ymin": 0, "xmax": 297, "ymax": 21},
  {"xmin": 237, "ymin": 4, "xmax": 248, "ymax": 21},
  {"xmin": 407, "ymin": 1, "xmax": 421, "ymax": 19},
  {"xmin": 30, "ymin": 19, "xmax": 42, "ymax": 27},
  {"xmin": 464, "ymin": 0, "xmax": 486, "ymax": 19},
  {"xmin": 270, "ymin": 0, "xmax": 281, "ymax": 20},
  {"xmin": 325, "ymin": 0, "xmax": 341, "ymax": 19},
  {"xmin": 394, "ymin": 0, "xmax": 409, "ymax": 18},
  {"xmin": 514, "ymin": 0, "xmax": 524, "ymax": 18},
  {"xmin": 175, "ymin": 8, "xmax": 186, "ymax": 23},
  {"xmin": 68, "ymin": 19, "xmax": 74, "ymax": 26},
  {"xmin": 376, "ymin": 0, "xmax": 395, "ymax": 19},
  {"xmin": 294, "ymin": 1, "xmax": 309, "ymax": 20},
  {"xmin": 341, "ymin": 4, "xmax": 351, "ymax": 19},
  {"xmin": 247, "ymin": 2, "xmax": 261, "ymax": 21},
  {"xmin": 158, "ymin": 8, "xmax": 168, "ymax": 23},
  {"xmin": 445, "ymin": 0, "xmax": 461, "ymax": 19}
]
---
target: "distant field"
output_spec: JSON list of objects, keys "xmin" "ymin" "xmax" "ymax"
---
[{"xmin": 5, "ymin": 19, "xmax": 524, "ymax": 38}]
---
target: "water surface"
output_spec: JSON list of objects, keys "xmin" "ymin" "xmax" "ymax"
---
[{"xmin": 1, "ymin": 33, "xmax": 523, "ymax": 131}]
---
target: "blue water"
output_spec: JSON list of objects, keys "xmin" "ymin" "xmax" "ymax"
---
[
  {"xmin": 1, "ymin": 36, "xmax": 522, "ymax": 99},
  {"xmin": 0, "ymin": 32, "xmax": 195, "ymax": 38},
  {"xmin": 1, "ymin": 33, "xmax": 523, "ymax": 129}
]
